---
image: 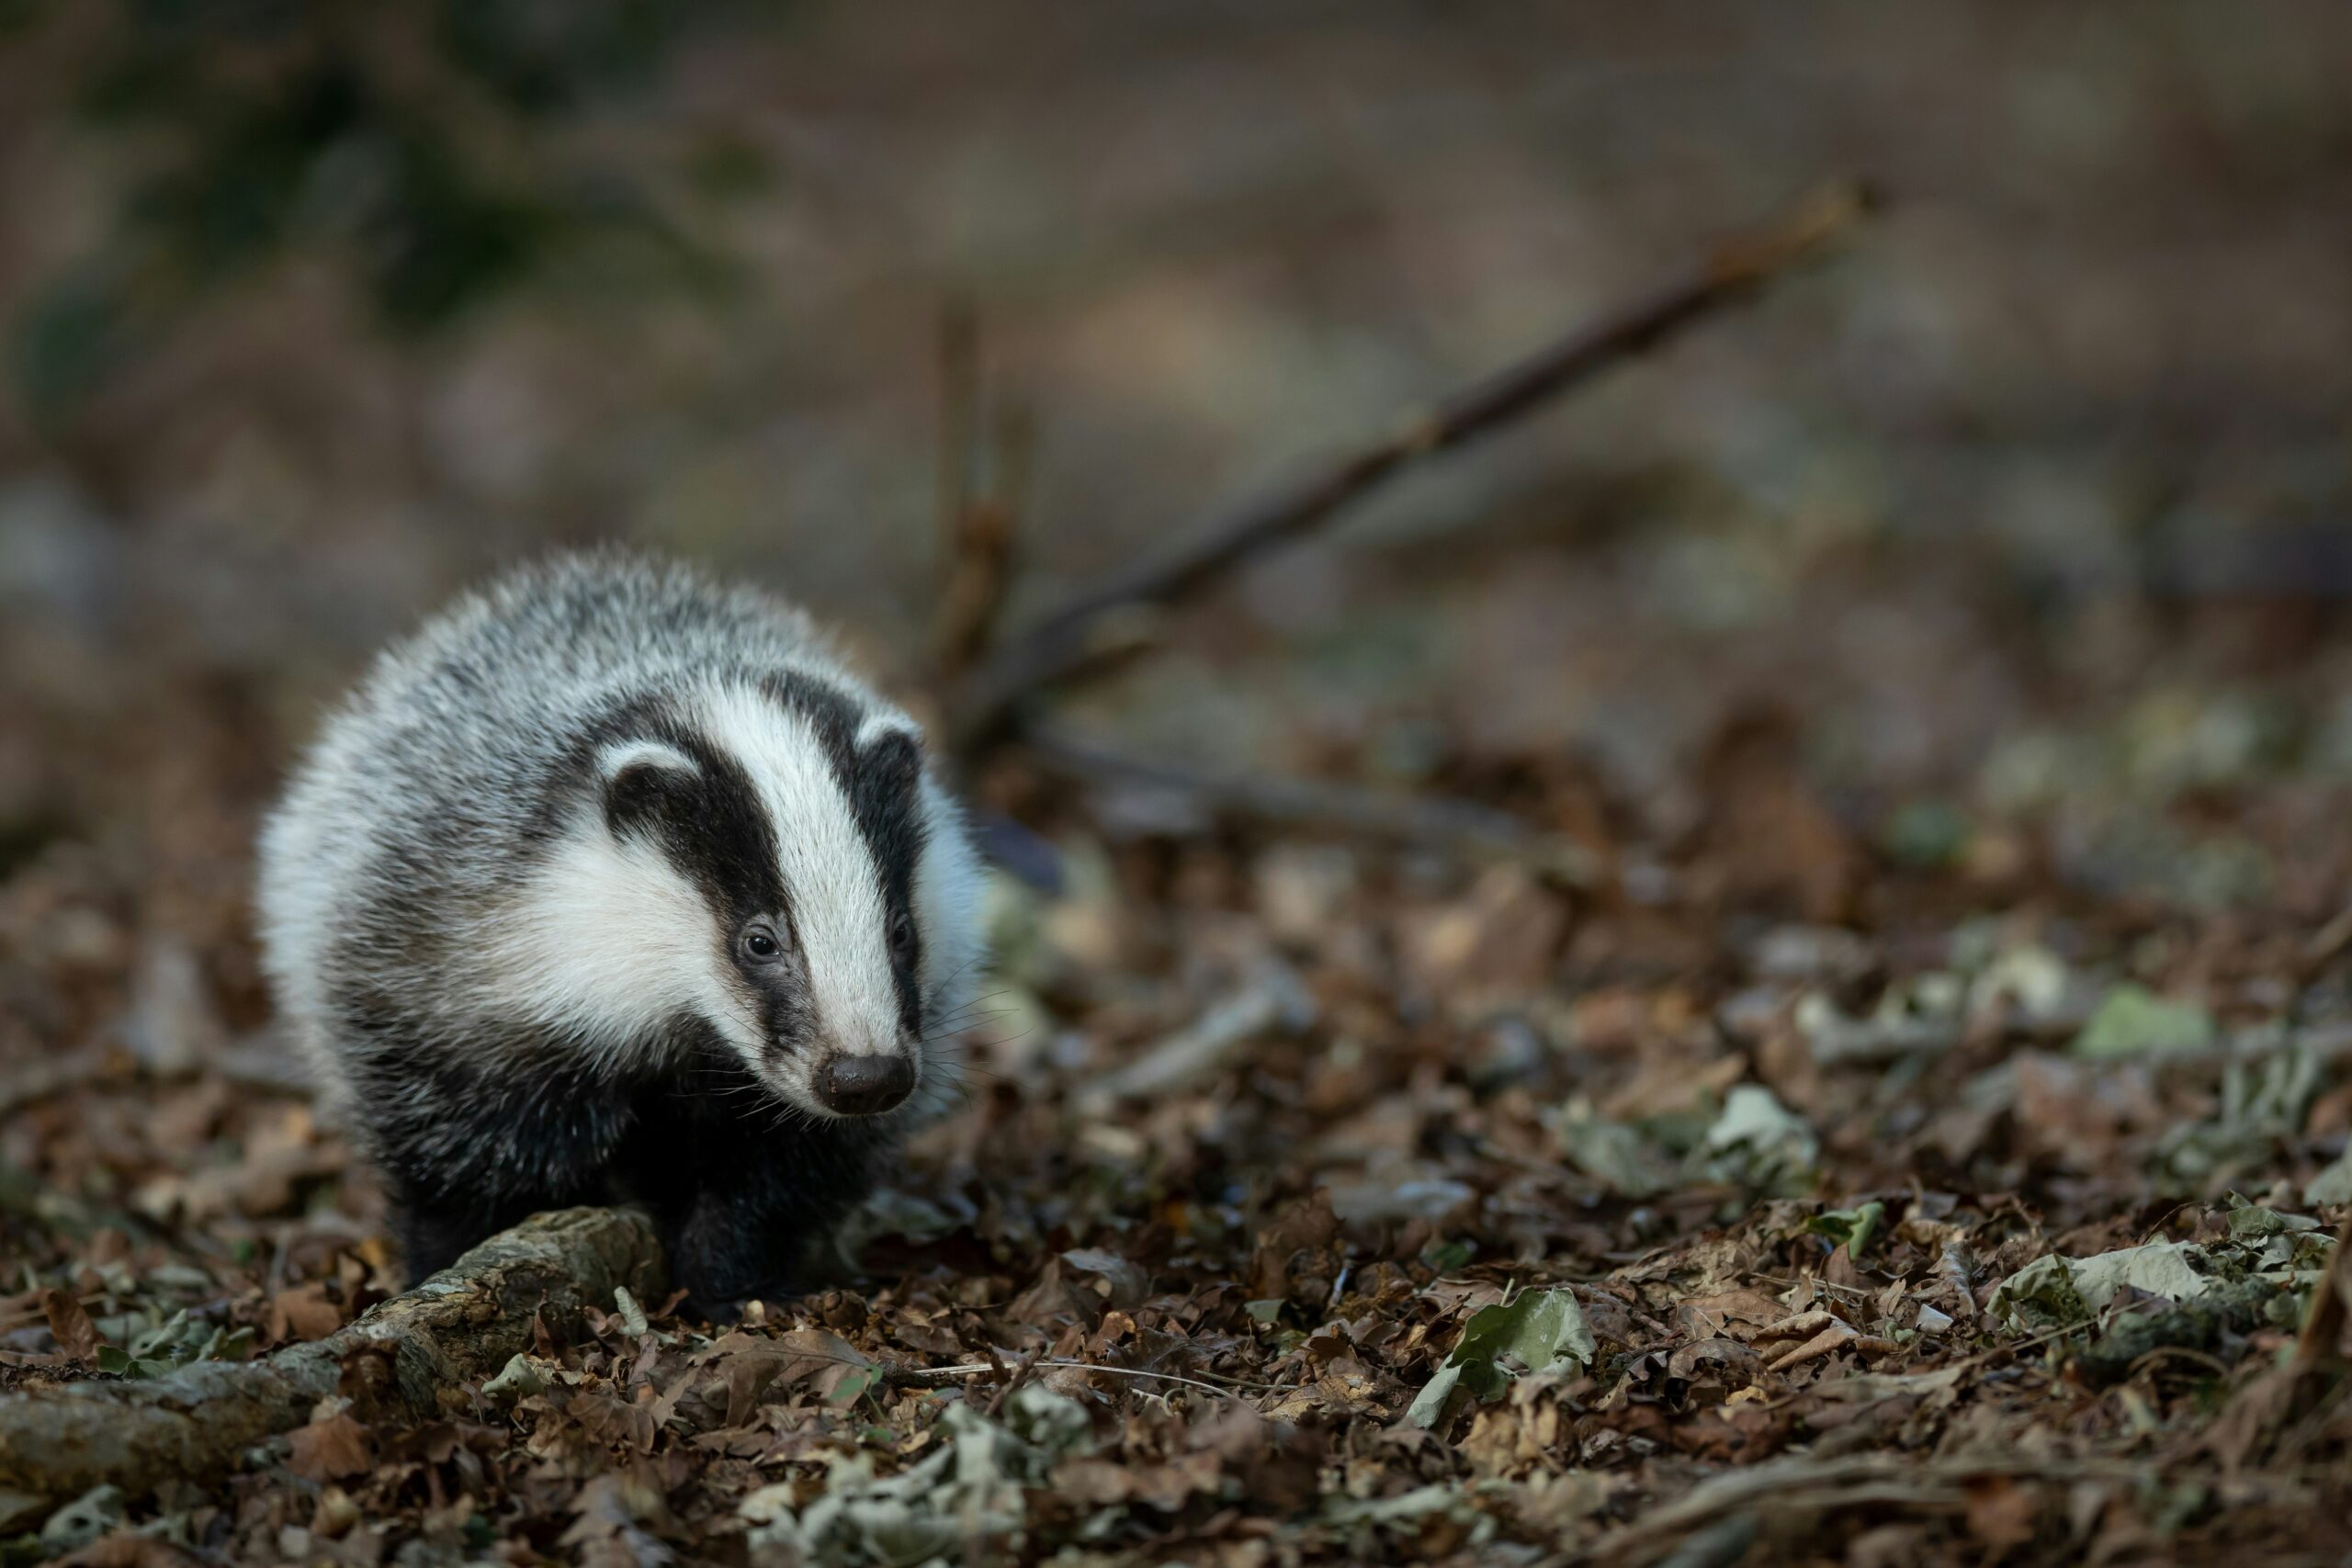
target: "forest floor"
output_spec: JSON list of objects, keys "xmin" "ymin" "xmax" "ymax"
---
[{"xmin": 6, "ymin": 500, "xmax": 2352, "ymax": 1568}]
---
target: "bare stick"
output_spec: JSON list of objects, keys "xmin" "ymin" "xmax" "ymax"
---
[
  {"xmin": 1073, "ymin": 960, "xmax": 1316, "ymax": 1114},
  {"xmin": 952, "ymin": 180, "xmax": 1878, "ymax": 756},
  {"xmin": 0, "ymin": 1032, "xmax": 314, "ymax": 1117},
  {"xmin": 933, "ymin": 305, "xmax": 1034, "ymax": 682},
  {"xmin": 1591, "ymin": 1452, "xmax": 2318, "ymax": 1566},
  {"xmin": 0, "ymin": 1207, "xmax": 664, "ymax": 1502},
  {"xmin": 934, "ymin": 411, "xmax": 1032, "ymax": 681},
  {"xmin": 935, "ymin": 298, "xmax": 981, "ymax": 549},
  {"xmin": 1025, "ymin": 727, "xmax": 1600, "ymax": 886}
]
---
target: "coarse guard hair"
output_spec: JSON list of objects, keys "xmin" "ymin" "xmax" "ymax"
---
[{"xmin": 255, "ymin": 550, "xmax": 989, "ymax": 1309}]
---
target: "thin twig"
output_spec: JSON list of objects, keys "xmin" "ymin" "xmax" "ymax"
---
[
  {"xmin": 933, "ymin": 305, "xmax": 1033, "ymax": 682},
  {"xmin": 981, "ymin": 1345, "xmax": 1045, "ymax": 1418},
  {"xmin": 1025, "ymin": 726, "xmax": 1601, "ymax": 886},
  {"xmin": 1588, "ymin": 1451, "xmax": 2323, "ymax": 1567},
  {"xmin": 0, "ymin": 1032, "xmax": 310, "ymax": 1117},
  {"xmin": 876, "ymin": 1355, "xmax": 1264, "ymax": 1399},
  {"xmin": 0, "ymin": 1046, "xmax": 115, "ymax": 1116},
  {"xmin": 936, "ymin": 298, "xmax": 980, "ymax": 549},
  {"xmin": 1072, "ymin": 959, "xmax": 1316, "ymax": 1114},
  {"xmin": 951, "ymin": 179, "xmax": 1879, "ymax": 758}
]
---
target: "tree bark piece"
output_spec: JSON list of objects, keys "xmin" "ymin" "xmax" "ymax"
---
[{"xmin": 0, "ymin": 1207, "xmax": 665, "ymax": 1502}]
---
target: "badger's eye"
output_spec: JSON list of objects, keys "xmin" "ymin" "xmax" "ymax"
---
[
  {"xmin": 741, "ymin": 928, "xmax": 783, "ymax": 963},
  {"xmin": 888, "ymin": 909, "xmax": 917, "ymax": 958}
]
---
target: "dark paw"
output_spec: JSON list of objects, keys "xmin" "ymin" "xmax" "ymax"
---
[
  {"xmin": 670, "ymin": 1252, "xmax": 793, "ymax": 1324},
  {"xmin": 393, "ymin": 1205, "xmax": 492, "ymax": 1285},
  {"xmin": 681, "ymin": 1292, "xmax": 748, "ymax": 1325},
  {"xmin": 666, "ymin": 1214, "xmax": 808, "ymax": 1321}
]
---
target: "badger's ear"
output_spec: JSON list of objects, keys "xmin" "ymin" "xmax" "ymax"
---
[{"xmin": 596, "ymin": 739, "xmax": 701, "ymax": 836}]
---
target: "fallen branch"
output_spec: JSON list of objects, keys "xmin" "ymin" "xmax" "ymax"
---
[
  {"xmin": 1591, "ymin": 1452, "xmax": 2319, "ymax": 1566},
  {"xmin": 1073, "ymin": 960, "xmax": 1317, "ymax": 1114},
  {"xmin": 1025, "ymin": 727, "xmax": 1601, "ymax": 886},
  {"xmin": 0, "ymin": 1207, "xmax": 663, "ymax": 1503},
  {"xmin": 0, "ymin": 1033, "xmax": 308, "ymax": 1118},
  {"xmin": 0, "ymin": 1047, "xmax": 115, "ymax": 1118},
  {"xmin": 951, "ymin": 180, "xmax": 1878, "ymax": 758}
]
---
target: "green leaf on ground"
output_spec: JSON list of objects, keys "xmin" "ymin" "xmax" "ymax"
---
[
  {"xmin": 2307, "ymin": 1147, "xmax": 2352, "ymax": 1207},
  {"xmin": 1406, "ymin": 1287, "xmax": 1595, "ymax": 1429},
  {"xmin": 1807, "ymin": 1200, "xmax": 1885, "ymax": 1259},
  {"xmin": 1702, "ymin": 1085, "xmax": 1819, "ymax": 1192},
  {"xmin": 1554, "ymin": 1106, "xmax": 1676, "ymax": 1198},
  {"xmin": 1989, "ymin": 1241, "xmax": 2213, "ymax": 1329},
  {"xmin": 2071, "ymin": 984, "xmax": 2215, "ymax": 1058}
]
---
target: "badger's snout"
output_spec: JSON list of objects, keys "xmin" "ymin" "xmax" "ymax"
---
[{"xmin": 816, "ymin": 1053, "xmax": 913, "ymax": 1116}]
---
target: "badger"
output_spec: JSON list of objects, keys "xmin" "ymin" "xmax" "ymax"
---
[{"xmin": 255, "ymin": 550, "xmax": 987, "ymax": 1312}]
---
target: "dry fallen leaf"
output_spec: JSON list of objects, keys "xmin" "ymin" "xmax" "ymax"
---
[
  {"xmin": 268, "ymin": 1281, "xmax": 346, "ymax": 1344},
  {"xmin": 1963, "ymin": 1476, "xmax": 2039, "ymax": 1551},
  {"xmin": 286, "ymin": 1412, "xmax": 372, "ymax": 1482},
  {"xmin": 42, "ymin": 1288, "xmax": 99, "ymax": 1365}
]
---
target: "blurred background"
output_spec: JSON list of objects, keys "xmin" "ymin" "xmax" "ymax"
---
[
  {"xmin": 6, "ymin": 1, "xmax": 2352, "ymax": 924},
  {"xmin": 5, "ymin": 2, "xmax": 2352, "ymax": 1212}
]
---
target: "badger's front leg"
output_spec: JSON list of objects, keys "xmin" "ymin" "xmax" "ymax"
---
[
  {"xmin": 624, "ymin": 1075, "xmax": 884, "ymax": 1315},
  {"xmin": 358, "ymin": 1052, "xmax": 639, "ymax": 1281}
]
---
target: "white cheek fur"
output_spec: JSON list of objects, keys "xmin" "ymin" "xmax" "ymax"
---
[{"xmin": 476, "ymin": 820, "xmax": 764, "ymax": 1070}]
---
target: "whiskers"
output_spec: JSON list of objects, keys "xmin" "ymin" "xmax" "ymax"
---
[{"xmin": 913, "ymin": 985, "xmax": 1035, "ymax": 1114}]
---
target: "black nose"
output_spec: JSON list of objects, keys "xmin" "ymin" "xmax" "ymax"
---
[{"xmin": 817, "ymin": 1054, "xmax": 913, "ymax": 1116}]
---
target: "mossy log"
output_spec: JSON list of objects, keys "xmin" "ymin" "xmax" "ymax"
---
[{"xmin": 0, "ymin": 1207, "xmax": 664, "ymax": 1503}]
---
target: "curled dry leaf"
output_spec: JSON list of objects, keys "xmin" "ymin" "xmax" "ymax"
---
[
  {"xmin": 1667, "ymin": 1337, "xmax": 1763, "ymax": 1382},
  {"xmin": 267, "ymin": 1282, "xmax": 345, "ymax": 1345},
  {"xmin": 41, "ymin": 1290, "xmax": 98, "ymax": 1365},
  {"xmin": 1766, "ymin": 1322, "xmax": 1858, "ymax": 1372},
  {"xmin": 285, "ymin": 1412, "xmax": 371, "ymax": 1483}
]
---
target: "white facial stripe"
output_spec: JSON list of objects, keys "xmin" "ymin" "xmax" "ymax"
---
[
  {"xmin": 481, "ymin": 821, "xmax": 761, "ymax": 1065},
  {"xmin": 596, "ymin": 738, "xmax": 699, "ymax": 780},
  {"xmin": 700, "ymin": 684, "xmax": 901, "ymax": 1062}
]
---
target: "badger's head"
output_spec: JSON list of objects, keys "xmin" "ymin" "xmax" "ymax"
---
[{"xmin": 507, "ymin": 674, "xmax": 984, "ymax": 1121}]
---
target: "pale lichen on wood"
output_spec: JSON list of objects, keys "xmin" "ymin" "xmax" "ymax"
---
[{"xmin": 0, "ymin": 1207, "xmax": 665, "ymax": 1502}]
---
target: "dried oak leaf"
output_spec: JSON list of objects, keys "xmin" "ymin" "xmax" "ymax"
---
[
  {"xmin": 267, "ymin": 1281, "xmax": 345, "ymax": 1344},
  {"xmin": 286, "ymin": 1411, "xmax": 372, "ymax": 1482},
  {"xmin": 1057, "ymin": 1247, "xmax": 1150, "ymax": 1311},
  {"xmin": 1696, "ymin": 706, "xmax": 1860, "ymax": 922},
  {"xmin": 1126, "ymin": 1450, "xmax": 1224, "ymax": 1512},
  {"xmin": 1666, "ymin": 1337, "xmax": 1763, "ymax": 1382},
  {"xmin": 1674, "ymin": 1289, "xmax": 1788, "ymax": 1343},
  {"xmin": 573, "ymin": 1384, "xmax": 668, "ymax": 1454},
  {"xmin": 1248, "ymin": 1190, "xmax": 1342, "ymax": 1302},
  {"xmin": 1007, "ymin": 1257, "xmax": 1085, "ymax": 1330},
  {"xmin": 1052, "ymin": 1456, "xmax": 1136, "ymax": 1507},
  {"xmin": 1964, "ymin": 1477, "xmax": 2040, "ymax": 1551},
  {"xmin": 42, "ymin": 1289, "xmax": 98, "ymax": 1364},
  {"xmin": 703, "ymin": 1325, "xmax": 875, "ymax": 1426}
]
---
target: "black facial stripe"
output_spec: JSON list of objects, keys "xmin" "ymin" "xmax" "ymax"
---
[
  {"xmin": 554, "ymin": 696, "xmax": 800, "ymax": 1046},
  {"xmin": 577, "ymin": 707, "xmax": 786, "ymax": 932},
  {"xmin": 758, "ymin": 671, "xmax": 930, "ymax": 1034}
]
